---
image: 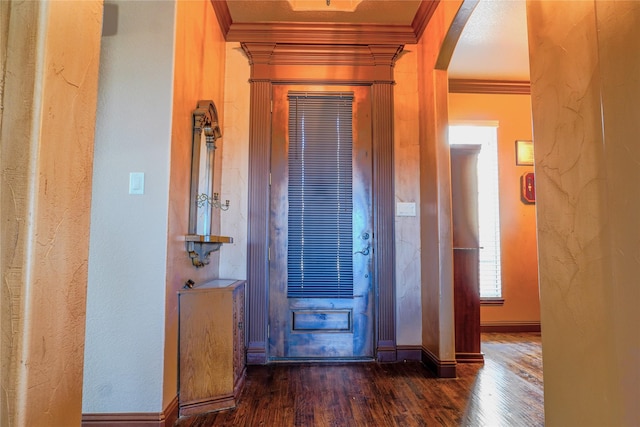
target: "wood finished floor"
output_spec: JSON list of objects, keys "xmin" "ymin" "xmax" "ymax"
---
[{"xmin": 175, "ymin": 333, "xmax": 544, "ymax": 427}]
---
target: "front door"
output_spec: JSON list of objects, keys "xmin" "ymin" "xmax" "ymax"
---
[{"xmin": 269, "ymin": 85, "xmax": 374, "ymax": 360}]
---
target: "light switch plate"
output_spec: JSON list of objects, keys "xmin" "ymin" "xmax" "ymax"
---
[
  {"xmin": 129, "ymin": 172, "xmax": 144, "ymax": 195},
  {"xmin": 396, "ymin": 202, "xmax": 416, "ymax": 217}
]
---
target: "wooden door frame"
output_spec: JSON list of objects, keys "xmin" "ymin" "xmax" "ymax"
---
[{"xmin": 242, "ymin": 43, "xmax": 402, "ymax": 364}]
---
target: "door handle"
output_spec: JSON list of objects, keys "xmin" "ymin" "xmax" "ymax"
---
[{"xmin": 354, "ymin": 244, "xmax": 370, "ymax": 256}]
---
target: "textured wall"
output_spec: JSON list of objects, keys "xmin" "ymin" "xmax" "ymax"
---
[
  {"xmin": 448, "ymin": 92, "xmax": 539, "ymax": 326},
  {"xmin": 528, "ymin": 1, "xmax": 640, "ymax": 425},
  {"xmin": 220, "ymin": 43, "xmax": 251, "ymax": 281},
  {"xmin": 164, "ymin": 0, "xmax": 227, "ymax": 410},
  {"xmin": 1, "ymin": 1, "xmax": 102, "ymax": 425},
  {"xmin": 418, "ymin": 1, "xmax": 461, "ymax": 362},
  {"xmin": 393, "ymin": 45, "xmax": 423, "ymax": 346},
  {"xmin": 83, "ymin": 0, "xmax": 175, "ymax": 413}
]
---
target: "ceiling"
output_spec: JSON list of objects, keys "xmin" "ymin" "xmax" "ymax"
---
[
  {"xmin": 222, "ymin": 0, "xmax": 530, "ymax": 81},
  {"xmin": 448, "ymin": 0, "xmax": 530, "ymax": 80}
]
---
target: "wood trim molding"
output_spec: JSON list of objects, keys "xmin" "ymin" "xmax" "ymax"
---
[
  {"xmin": 246, "ymin": 79, "xmax": 271, "ymax": 365},
  {"xmin": 480, "ymin": 297, "xmax": 505, "ymax": 306},
  {"xmin": 210, "ymin": 0, "xmax": 232, "ymax": 37},
  {"xmin": 481, "ymin": 321, "xmax": 541, "ymax": 333},
  {"xmin": 412, "ymin": 0, "xmax": 440, "ymax": 41},
  {"xmin": 421, "ymin": 347, "xmax": 457, "ymax": 378},
  {"xmin": 242, "ymin": 43, "xmax": 399, "ymax": 364},
  {"xmin": 436, "ymin": 0, "xmax": 479, "ymax": 70},
  {"xmin": 397, "ymin": 345, "xmax": 422, "ymax": 362},
  {"xmin": 373, "ymin": 82, "xmax": 397, "ymax": 362},
  {"xmin": 82, "ymin": 395, "xmax": 178, "ymax": 427},
  {"xmin": 455, "ymin": 352, "xmax": 485, "ymax": 363},
  {"xmin": 227, "ymin": 22, "xmax": 418, "ymax": 45},
  {"xmin": 448, "ymin": 79, "xmax": 531, "ymax": 95},
  {"xmin": 241, "ymin": 43, "xmax": 403, "ymax": 83},
  {"xmin": 179, "ymin": 394, "xmax": 235, "ymax": 417}
]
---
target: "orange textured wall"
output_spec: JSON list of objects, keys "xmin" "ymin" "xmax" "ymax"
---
[
  {"xmin": 164, "ymin": 0, "xmax": 227, "ymax": 409},
  {"xmin": 448, "ymin": 92, "xmax": 540, "ymax": 326}
]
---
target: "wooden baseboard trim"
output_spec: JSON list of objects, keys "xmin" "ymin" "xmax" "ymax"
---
[
  {"xmin": 397, "ymin": 346, "xmax": 422, "ymax": 362},
  {"xmin": 377, "ymin": 341, "xmax": 397, "ymax": 362},
  {"xmin": 455, "ymin": 352, "xmax": 485, "ymax": 363},
  {"xmin": 164, "ymin": 396, "xmax": 179, "ymax": 427},
  {"xmin": 481, "ymin": 322, "xmax": 541, "ymax": 333},
  {"xmin": 421, "ymin": 347, "xmax": 457, "ymax": 378},
  {"xmin": 246, "ymin": 342, "xmax": 267, "ymax": 365},
  {"xmin": 179, "ymin": 394, "xmax": 236, "ymax": 417},
  {"xmin": 82, "ymin": 395, "xmax": 178, "ymax": 427}
]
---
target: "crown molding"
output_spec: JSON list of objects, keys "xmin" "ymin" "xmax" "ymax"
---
[
  {"xmin": 227, "ymin": 22, "xmax": 418, "ymax": 45},
  {"xmin": 242, "ymin": 43, "xmax": 403, "ymax": 67},
  {"xmin": 448, "ymin": 79, "xmax": 531, "ymax": 95},
  {"xmin": 213, "ymin": 0, "xmax": 440, "ymax": 45},
  {"xmin": 210, "ymin": 0, "xmax": 232, "ymax": 37},
  {"xmin": 412, "ymin": 0, "xmax": 440, "ymax": 41}
]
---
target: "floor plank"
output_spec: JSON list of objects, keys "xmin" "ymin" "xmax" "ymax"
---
[{"xmin": 175, "ymin": 332, "xmax": 544, "ymax": 426}]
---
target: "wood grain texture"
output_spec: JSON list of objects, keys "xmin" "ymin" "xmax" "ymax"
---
[
  {"xmin": 451, "ymin": 145, "xmax": 482, "ymax": 363},
  {"xmin": 178, "ymin": 281, "xmax": 246, "ymax": 416},
  {"xmin": 175, "ymin": 333, "xmax": 544, "ymax": 427}
]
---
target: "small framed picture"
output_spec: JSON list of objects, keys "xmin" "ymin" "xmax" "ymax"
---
[{"xmin": 515, "ymin": 140, "xmax": 534, "ymax": 166}]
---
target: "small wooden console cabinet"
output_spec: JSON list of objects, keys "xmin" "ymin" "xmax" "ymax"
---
[{"xmin": 178, "ymin": 279, "xmax": 246, "ymax": 416}]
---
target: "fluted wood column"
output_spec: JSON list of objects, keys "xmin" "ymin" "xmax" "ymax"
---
[
  {"xmin": 246, "ymin": 79, "xmax": 271, "ymax": 364},
  {"xmin": 372, "ymin": 81, "xmax": 397, "ymax": 361}
]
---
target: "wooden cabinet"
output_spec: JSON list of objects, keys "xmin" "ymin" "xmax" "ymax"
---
[
  {"xmin": 450, "ymin": 145, "xmax": 484, "ymax": 363},
  {"xmin": 178, "ymin": 279, "xmax": 246, "ymax": 416}
]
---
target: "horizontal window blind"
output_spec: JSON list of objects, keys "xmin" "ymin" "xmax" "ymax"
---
[{"xmin": 287, "ymin": 92, "xmax": 354, "ymax": 299}]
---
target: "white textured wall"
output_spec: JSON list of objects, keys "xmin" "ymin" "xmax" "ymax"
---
[
  {"xmin": 83, "ymin": 0, "xmax": 176, "ymax": 413},
  {"xmin": 394, "ymin": 46, "xmax": 422, "ymax": 346}
]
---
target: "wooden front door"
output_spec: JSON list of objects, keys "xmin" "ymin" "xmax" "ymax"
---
[{"xmin": 269, "ymin": 85, "xmax": 374, "ymax": 360}]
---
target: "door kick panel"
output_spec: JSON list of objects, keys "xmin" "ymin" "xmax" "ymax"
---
[{"xmin": 291, "ymin": 309, "xmax": 352, "ymax": 332}]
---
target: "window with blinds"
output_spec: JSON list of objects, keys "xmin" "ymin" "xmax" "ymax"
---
[
  {"xmin": 449, "ymin": 125, "xmax": 503, "ymax": 299},
  {"xmin": 287, "ymin": 92, "xmax": 354, "ymax": 299}
]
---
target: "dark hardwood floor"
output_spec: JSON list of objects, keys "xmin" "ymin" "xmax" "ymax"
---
[{"xmin": 176, "ymin": 333, "xmax": 544, "ymax": 427}]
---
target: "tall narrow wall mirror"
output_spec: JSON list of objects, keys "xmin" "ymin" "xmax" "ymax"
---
[{"xmin": 185, "ymin": 100, "xmax": 232, "ymax": 268}]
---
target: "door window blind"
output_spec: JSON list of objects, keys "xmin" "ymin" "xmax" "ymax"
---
[{"xmin": 287, "ymin": 92, "xmax": 354, "ymax": 299}]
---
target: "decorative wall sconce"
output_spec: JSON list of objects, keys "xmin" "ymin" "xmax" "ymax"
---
[
  {"xmin": 185, "ymin": 100, "xmax": 233, "ymax": 268},
  {"xmin": 521, "ymin": 172, "xmax": 535, "ymax": 204}
]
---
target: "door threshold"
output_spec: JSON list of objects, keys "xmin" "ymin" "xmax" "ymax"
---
[{"xmin": 267, "ymin": 357, "xmax": 375, "ymax": 364}]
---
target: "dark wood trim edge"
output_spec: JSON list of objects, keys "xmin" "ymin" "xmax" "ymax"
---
[
  {"xmin": 377, "ymin": 340, "xmax": 397, "ymax": 362},
  {"xmin": 481, "ymin": 321, "xmax": 541, "ymax": 333},
  {"xmin": 210, "ymin": 0, "xmax": 232, "ymax": 37},
  {"xmin": 421, "ymin": 347, "xmax": 457, "ymax": 378},
  {"xmin": 227, "ymin": 22, "xmax": 417, "ymax": 44},
  {"xmin": 179, "ymin": 394, "xmax": 236, "ymax": 417},
  {"xmin": 247, "ymin": 342, "xmax": 267, "ymax": 365},
  {"xmin": 412, "ymin": 0, "xmax": 440, "ymax": 41},
  {"xmin": 480, "ymin": 297, "xmax": 505, "ymax": 306},
  {"xmin": 397, "ymin": 345, "xmax": 422, "ymax": 362},
  {"xmin": 455, "ymin": 352, "xmax": 485, "ymax": 363},
  {"xmin": 82, "ymin": 395, "xmax": 178, "ymax": 427},
  {"xmin": 449, "ymin": 79, "xmax": 531, "ymax": 95},
  {"xmin": 163, "ymin": 395, "xmax": 179, "ymax": 427}
]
